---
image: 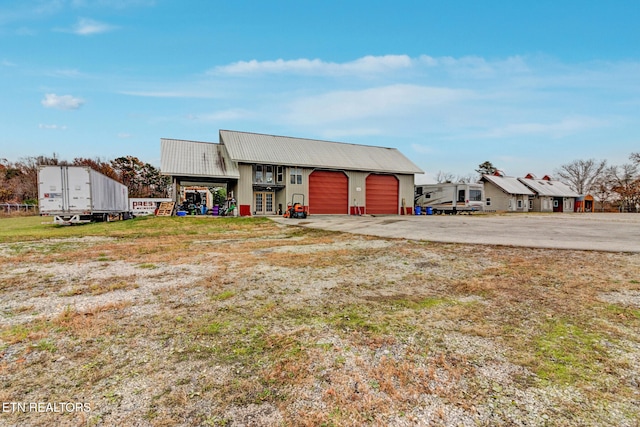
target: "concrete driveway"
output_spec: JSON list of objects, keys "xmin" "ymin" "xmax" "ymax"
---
[{"xmin": 271, "ymin": 213, "xmax": 640, "ymax": 253}]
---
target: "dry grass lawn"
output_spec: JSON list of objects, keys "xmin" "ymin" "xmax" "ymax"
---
[{"xmin": 0, "ymin": 215, "xmax": 639, "ymax": 426}]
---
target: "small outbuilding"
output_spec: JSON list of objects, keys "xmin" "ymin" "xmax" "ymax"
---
[
  {"xmin": 480, "ymin": 173, "xmax": 535, "ymax": 212},
  {"xmin": 161, "ymin": 130, "xmax": 423, "ymax": 216},
  {"xmin": 574, "ymin": 194, "xmax": 595, "ymax": 212},
  {"xmin": 518, "ymin": 174, "xmax": 580, "ymax": 212}
]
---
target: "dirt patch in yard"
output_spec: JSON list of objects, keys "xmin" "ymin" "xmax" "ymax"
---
[{"xmin": 0, "ymin": 217, "xmax": 639, "ymax": 426}]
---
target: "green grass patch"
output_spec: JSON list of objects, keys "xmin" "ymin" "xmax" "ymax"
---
[
  {"xmin": 32, "ymin": 339, "xmax": 57, "ymax": 353},
  {"xmin": 603, "ymin": 304, "xmax": 640, "ymax": 320},
  {"xmin": 211, "ymin": 290, "xmax": 236, "ymax": 301},
  {"xmin": 137, "ymin": 263, "xmax": 158, "ymax": 269},
  {"xmin": 198, "ymin": 321, "xmax": 229, "ymax": 336},
  {"xmin": 393, "ymin": 296, "xmax": 453, "ymax": 310},
  {"xmin": 532, "ymin": 318, "xmax": 610, "ymax": 385},
  {"xmin": 1, "ymin": 324, "xmax": 32, "ymax": 344},
  {"xmin": 0, "ymin": 215, "xmax": 272, "ymax": 243},
  {"xmin": 330, "ymin": 306, "xmax": 389, "ymax": 334}
]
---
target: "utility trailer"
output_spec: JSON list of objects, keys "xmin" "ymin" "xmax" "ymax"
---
[
  {"xmin": 414, "ymin": 182, "xmax": 484, "ymax": 214},
  {"xmin": 38, "ymin": 165, "xmax": 130, "ymax": 225}
]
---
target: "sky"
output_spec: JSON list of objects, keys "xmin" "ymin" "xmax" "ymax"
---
[{"xmin": 1, "ymin": 0, "xmax": 639, "ymax": 183}]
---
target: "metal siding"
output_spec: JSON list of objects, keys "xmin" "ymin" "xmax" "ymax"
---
[
  {"xmin": 482, "ymin": 175, "xmax": 534, "ymax": 196},
  {"xmin": 38, "ymin": 166, "xmax": 66, "ymax": 214},
  {"xmin": 160, "ymin": 138, "xmax": 239, "ymax": 178},
  {"xmin": 284, "ymin": 167, "xmax": 309, "ymax": 205},
  {"xmin": 220, "ymin": 130, "xmax": 423, "ymax": 174},
  {"xmin": 89, "ymin": 168, "xmax": 128, "ymax": 213},
  {"xmin": 398, "ymin": 174, "xmax": 415, "ymax": 213},
  {"xmin": 309, "ymin": 171, "xmax": 349, "ymax": 214},
  {"xmin": 484, "ymin": 183, "xmax": 512, "ymax": 211},
  {"xmin": 518, "ymin": 178, "xmax": 580, "ymax": 197},
  {"xmin": 366, "ymin": 174, "xmax": 399, "ymax": 214},
  {"xmin": 347, "ymin": 171, "xmax": 367, "ymax": 211},
  {"xmin": 237, "ymin": 164, "xmax": 253, "ymax": 207}
]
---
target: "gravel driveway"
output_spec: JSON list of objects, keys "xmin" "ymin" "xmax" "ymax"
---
[{"xmin": 272, "ymin": 212, "xmax": 640, "ymax": 253}]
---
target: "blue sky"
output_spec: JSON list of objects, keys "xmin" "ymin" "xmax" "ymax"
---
[{"xmin": 1, "ymin": 0, "xmax": 639, "ymax": 183}]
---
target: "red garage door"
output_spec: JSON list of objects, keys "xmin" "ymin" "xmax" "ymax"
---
[
  {"xmin": 366, "ymin": 174, "xmax": 398, "ymax": 214},
  {"xmin": 309, "ymin": 170, "xmax": 348, "ymax": 214}
]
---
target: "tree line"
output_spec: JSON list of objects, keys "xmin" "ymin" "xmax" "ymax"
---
[
  {"xmin": 556, "ymin": 153, "xmax": 640, "ymax": 212},
  {"xmin": 0, "ymin": 155, "xmax": 171, "ymax": 204}
]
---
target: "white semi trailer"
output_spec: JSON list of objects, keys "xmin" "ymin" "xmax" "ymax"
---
[
  {"xmin": 38, "ymin": 165, "xmax": 130, "ymax": 225},
  {"xmin": 414, "ymin": 182, "xmax": 485, "ymax": 214}
]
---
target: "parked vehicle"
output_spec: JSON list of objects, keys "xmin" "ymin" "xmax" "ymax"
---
[
  {"xmin": 414, "ymin": 182, "xmax": 484, "ymax": 214},
  {"xmin": 38, "ymin": 165, "xmax": 130, "ymax": 225},
  {"xmin": 283, "ymin": 193, "xmax": 308, "ymax": 219}
]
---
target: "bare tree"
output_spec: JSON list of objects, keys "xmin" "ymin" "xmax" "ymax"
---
[
  {"xmin": 609, "ymin": 162, "xmax": 640, "ymax": 212},
  {"xmin": 592, "ymin": 166, "xmax": 617, "ymax": 211},
  {"xmin": 555, "ymin": 159, "xmax": 607, "ymax": 195},
  {"xmin": 456, "ymin": 173, "xmax": 476, "ymax": 183},
  {"xmin": 435, "ymin": 171, "xmax": 456, "ymax": 183}
]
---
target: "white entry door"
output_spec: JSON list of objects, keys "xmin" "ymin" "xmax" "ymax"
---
[{"xmin": 254, "ymin": 192, "xmax": 275, "ymax": 215}]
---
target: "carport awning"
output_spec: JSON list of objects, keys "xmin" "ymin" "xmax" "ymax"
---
[{"xmin": 161, "ymin": 138, "xmax": 240, "ymax": 179}]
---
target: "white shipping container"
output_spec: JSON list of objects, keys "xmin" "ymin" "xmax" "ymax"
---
[{"xmin": 38, "ymin": 165, "xmax": 129, "ymax": 224}]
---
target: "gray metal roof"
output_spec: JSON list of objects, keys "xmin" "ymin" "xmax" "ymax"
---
[
  {"xmin": 481, "ymin": 175, "xmax": 535, "ymax": 195},
  {"xmin": 518, "ymin": 178, "xmax": 580, "ymax": 197},
  {"xmin": 219, "ymin": 130, "xmax": 424, "ymax": 174},
  {"xmin": 161, "ymin": 138, "xmax": 239, "ymax": 179}
]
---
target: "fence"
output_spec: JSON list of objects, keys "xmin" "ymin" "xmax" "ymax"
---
[{"xmin": 1, "ymin": 204, "xmax": 39, "ymax": 215}]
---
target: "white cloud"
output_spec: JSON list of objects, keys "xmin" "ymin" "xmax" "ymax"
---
[
  {"xmin": 41, "ymin": 93, "xmax": 84, "ymax": 110},
  {"xmin": 67, "ymin": 17, "xmax": 116, "ymax": 35},
  {"xmin": 411, "ymin": 144, "xmax": 433, "ymax": 155},
  {"xmin": 481, "ymin": 116, "xmax": 610, "ymax": 139},
  {"xmin": 38, "ymin": 124, "xmax": 67, "ymax": 130},
  {"xmin": 187, "ymin": 109, "xmax": 252, "ymax": 122},
  {"xmin": 320, "ymin": 127, "xmax": 383, "ymax": 139},
  {"xmin": 211, "ymin": 54, "xmax": 532, "ymax": 80},
  {"xmin": 48, "ymin": 68, "xmax": 86, "ymax": 78},
  {"xmin": 71, "ymin": 0, "xmax": 156, "ymax": 8},
  {"xmin": 119, "ymin": 90, "xmax": 216, "ymax": 99},
  {"xmin": 285, "ymin": 84, "xmax": 473, "ymax": 125},
  {"xmin": 213, "ymin": 55, "xmax": 413, "ymax": 76}
]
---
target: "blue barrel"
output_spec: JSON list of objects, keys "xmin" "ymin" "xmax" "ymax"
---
[
  {"xmin": 415, "ymin": 206, "xmax": 421, "ymax": 215},
  {"xmin": 426, "ymin": 207, "xmax": 433, "ymax": 215}
]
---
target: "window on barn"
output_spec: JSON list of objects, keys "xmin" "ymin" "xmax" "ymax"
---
[
  {"xmin": 255, "ymin": 165, "xmax": 263, "ymax": 183},
  {"xmin": 486, "ymin": 197, "xmax": 491, "ymax": 206},
  {"xmin": 265, "ymin": 165, "xmax": 273, "ymax": 183},
  {"xmin": 276, "ymin": 166, "xmax": 284, "ymax": 183},
  {"xmin": 290, "ymin": 167, "xmax": 302, "ymax": 185}
]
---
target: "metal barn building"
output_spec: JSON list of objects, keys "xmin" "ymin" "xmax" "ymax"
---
[{"xmin": 161, "ymin": 130, "xmax": 423, "ymax": 216}]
